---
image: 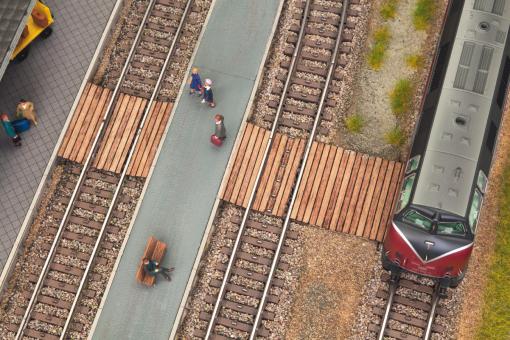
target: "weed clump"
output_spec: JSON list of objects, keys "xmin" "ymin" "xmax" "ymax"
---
[
  {"xmin": 405, "ymin": 54, "xmax": 425, "ymax": 69},
  {"xmin": 344, "ymin": 114, "xmax": 364, "ymax": 133},
  {"xmin": 368, "ymin": 27, "xmax": 391, "ymax": 70},
  {"xmin": 385, "ymin": 126, "xmax": 405, "ymax": 146},
  {"xmin": 380, "ymin": 0, "xmax": 399, "ymax": 20},
  {"xmin": 390, "ymin": 79, "xmax": 413, "ymax": 117},
  {"xmin": 413, "ymin": 0, "xmax": 435, "ymax": 30}
]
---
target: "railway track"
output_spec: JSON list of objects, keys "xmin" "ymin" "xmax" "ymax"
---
[
  {"xmin": 194, "ymin": 0, "xmax": 360, "ymax": 338},
  {"xmin": 369, "ymin": 272, "xmax": 446, "ymax": 340},
  {"xmin": 4, "ymin": 0, "xmax": 200, "ymax": 338}
]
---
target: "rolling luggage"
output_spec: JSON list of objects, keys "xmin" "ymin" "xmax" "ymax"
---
[{"xmin": 210, "ymin": 134, "xmax": 223, "ymax": 146}]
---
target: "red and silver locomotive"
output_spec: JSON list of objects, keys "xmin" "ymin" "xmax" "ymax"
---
[{"xmin": 382, "ymin": 0, "xmax": 510, "ymax": 288}]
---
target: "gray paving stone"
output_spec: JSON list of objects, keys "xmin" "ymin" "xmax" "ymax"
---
[{"xmin": 0, "ymin": 0, "xmax": 117, "ymax": 270}]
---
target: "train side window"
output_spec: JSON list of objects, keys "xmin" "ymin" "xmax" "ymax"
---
[
  {"xmin": 437, "ymin": 222, "xmax": 466, "ymax": 236},
  {"xmin": 468, "ymin": 190, "xmax": 483, "ymax": 233},
  {"xmin": 406, "ymin": 155, "xmax": 421, "ymax": 174},
  {"xmin": 496, "ymin": 57, "xmax": 510, "ymax": 108},
  {"xmin": 430, "ymin": 42, "xmax": 451, "ymax": 91},
  {"xmin": 403, "ymin": 210, "xmax": 433, "ymax": 231},
  {"xmin": 396, "ymin": 174, "xmax": 416, "ymax": 213},
  {"xmin": 477, "ymin": 170, "xmax": 488, "ymax": 193},
  {"xmin": 486, "ymin": 121, "xmax": 497, "ymax": 152}
]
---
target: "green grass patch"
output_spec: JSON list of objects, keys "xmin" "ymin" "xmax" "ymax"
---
[
  {"xmin": 344, "ymin": 114, "xmax": 364, "ymax": 133},
  {"xmin": 380, "ymin": 0, "xmax": 399, "ymax": 20},
  {"xmin": 405, "ymin": 54, "xmax": 425, "ymax": 70},
  {"xmin": 413, "ymin": 0, "xmax": 435, "ymax": 30},
  {"xmin": 368, "ymin": 26, "xmax": 391, "ymax": 70},
  {"xmin": 476, "ymin": 164, "xmax": 510, "ymax": 339},
  {"xmin": 385, "ymin": 126, "xmax": 405, "ymax": 146},
  {"xmin": 390, "ymin": 79, "xmax": 413, "ymax": 117}
]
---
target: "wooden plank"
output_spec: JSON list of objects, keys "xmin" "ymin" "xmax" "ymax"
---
[
  {"xmin": 377, "ymin": 163, "xmax": 403, "ymax": 241},
  {"xmin": 136, "ymin": 102, "xmax": 168, "ymax": 177},
  {"xmin": 273, "ymin": 137, "xmax": 300, "ymax": 216},
  {"xmin": 355, "ymin": 157, "xmax": 381, "ymax": 236},
  {"xmin": 114, "ymin": 97, "xmax": 146, "ymax": 172},
  {"xmin": 236, "ymin": 127, "xmax": 265, "ymax": 206},
  {"xmin": 231, "ymin": 125, "xmax": 259, "ymax": 205},
  {"xmin": 363, "ymin": 158, "xmax": 388, "ymax": 239},
  {"xmin": 224, "ymin": 124, "xmax": 254, "ymax": 202},
  {"xmin": 323, "ymin": 149, "xmax": 350, "ymax": 228},
  {"xmin": 59, "ymin": 83, "xmax": 92, "ymax": 157},
  {"xmin": 296, "ymin": 142, "xmax": 324, "ymax": 221},
  {"xmin": 335, "ymin": 153, "xmax": 362, "ymax": 232},
  {"xmin": 371, "ymin": 161, "xmax": 396, "ymax": 240},
  {"xmin": 243, "ymin": 129, "xmax": 271, "ymax": 208},
  {"xmin": 76, "ymin": 88, "xmax": 111, "ymax": 163},
  {"xmin": 309, "ymin": 145, "xmax": 338, "ymax": 225},
  {"xmin": 128, "ymin": 101, "xmax": 160, "ymax": 176},
  {"xmin": 291, "ymin": 142, "xmax": 319, "ymax": 220},
  {"xmin": 63, "ymin": 84, "xmax": 97, "ymax": 159},
  {"xmin": 277, "ymin": 138, "xmax": 305, "ymax": 216},
  {"xmin": 344, "ymin": 155, "xmax": 370, "ymax": 234},
  {"xmin": 106, "ymin": 96, "xmax": 139, "ymax": 171},
  {"xmin": 316, "ymin": 148, "xmax": 343, "ymax": 227},
  {"xmin": 95, "ymin": 94, "xmax": 128, "ymax": 169},
  {"xmin": 303, "ymin": 144, "xmax": 331, "ymax": 224},
  {"xmin": 259, "ymin": 134, "xmax": 288, "ymax": 213},
  {"xmin": 329, "ymin": 151, "xmax": 357, "ymax": 230},
  {"xmin": 70, "ymin": 87, "xmax": 103, "ymax": 162},
  {"xmin": 356, "ymin": 157, "xmax": 384, "ymax": 237},
  {"xmin": 253, "ymin": 133, "xmax": 281, "ymax": 210},
  {"xmin": 141, "ymin": 102, "xmax": 172, "ymax": 177}
]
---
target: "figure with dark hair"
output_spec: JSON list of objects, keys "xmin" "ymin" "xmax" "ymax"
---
[{"xmin": 143, "ymin": 258, "xmax": 173, "ymax": 281}]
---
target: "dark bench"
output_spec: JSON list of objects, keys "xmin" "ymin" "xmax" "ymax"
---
[{"xmin": 135, "ymin": 236, "xmax": 167, "ymax": 287}]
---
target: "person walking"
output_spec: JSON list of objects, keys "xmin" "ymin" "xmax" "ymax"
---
[
  {"xmin": 211, "ymin": 114, "xmax": 226, "ymax": 146},
  {"xmin": 143, "ymin": 258, "xmax": 173, "ymax": 281},
  {"xmin": 188, "ymin": 67, "xmax": 202, "ymax": 96},
  {"xmin": 16, "ymin": 99, "xmax": 38, "ymax": 126},
  {"xmin": 202, "ymin": 78, "xmax": 215, "ymax": 107},
  {"xmin": 1, "ymin": 113, "xmax": 21, "ymax": 146}
]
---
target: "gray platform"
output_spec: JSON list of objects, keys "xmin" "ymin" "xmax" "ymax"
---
[
  {"xmin": 0, "ymin": 0, "xmax": 117, "ymax": 269},
  {"xmin": 91, "ymin": 0, "xmax": 281, "ymax": 339}
]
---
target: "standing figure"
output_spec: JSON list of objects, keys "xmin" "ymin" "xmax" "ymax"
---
[
  {"xmin": 1, "ymin": 114, "xmax": 21, "ymax": 146},
  {"xmin": 202, "ymin": 78, "xmax": 215, "ymax": 107},
  {"xmin": 211, "ymin": 114, "xmax": 226, "ymax": 146},
  {"xmin": 143, "ymin": 258, "xmax": 173, "ymax": 281},
  {"xmin": 16, "ymin": 99, "xmax": 37, "ymax": 126},
  {"xmin": 188, "ymin": 67, "xmax": 202, "ymax": 95}
]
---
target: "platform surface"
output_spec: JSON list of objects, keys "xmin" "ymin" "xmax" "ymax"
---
[
  {"xmin": 0, "ymin": 0, "xmax": 117, "ymax": 269},
  {"xmin": 91, "ymin": 0, "xmax": 281, "ymax": 339}
]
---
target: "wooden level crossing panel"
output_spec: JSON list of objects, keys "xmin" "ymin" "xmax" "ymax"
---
[
  {"xmin": 220, "ymin": 123, "xmax": 404, "ymax": 242},
  {"xmin": 291, "ymin": 142, "xmax": 404, "ymax": 241},
  {"xmin": 127, "ymin": 101, "xmax": 173, "ymax": 177},
  {"xmin": 58, "ymin": 83, "xmax": 112, "ymax": 163},
  {"xmin": 93, "ymin": 94, "xmax": 147, "ymax": 173}
]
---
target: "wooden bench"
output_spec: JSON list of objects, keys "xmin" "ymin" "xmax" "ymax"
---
[{"xmin": 135, "ymin": 236, "xmax": 167, "ymax": 287}]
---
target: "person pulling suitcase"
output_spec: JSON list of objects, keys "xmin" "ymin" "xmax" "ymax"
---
[{"xmin": 211, "ymin": 114, "xmax": 226, "ymax": 146}]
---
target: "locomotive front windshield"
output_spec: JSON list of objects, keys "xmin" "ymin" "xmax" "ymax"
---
[{"xmin": 400, "ymin": 208, "xmax": 468, "ymax": 237}]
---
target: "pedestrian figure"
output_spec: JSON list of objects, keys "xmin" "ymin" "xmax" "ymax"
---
[
  {"xmin": 202, "ymin": 78, "xmax": 215, "ymax": 107},
  {"xmin": 188, "ymin": 67, "xmax": 202, "ymax": 96},
  {"xmin": 211, "ymin": 114, "xmax": 226, "ymax": 146},
  {"xmin": 1, "ymin": 113, "xmax": 21, "ymax": 146},
  {"xmin": 16, "ymin": 99, "xmax": 38, "ymax": 126},
  {"xmin": 143, "ymin": 258, "xmax": 173, "ymax": 281}
]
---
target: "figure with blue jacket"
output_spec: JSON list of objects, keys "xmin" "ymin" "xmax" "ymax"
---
[
  {"xmin": 202, "ymin": 78, "xmax": 215, "ymax": 107},
  {"xmin": 188, "ymin": 67, "xmax": 202, "ymax": 96},
  {"xmin": 1, "ymin": 113, "xmax": 21, "ymax": 146}
]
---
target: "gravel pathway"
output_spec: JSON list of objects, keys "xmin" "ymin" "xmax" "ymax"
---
[
  {"xmin": 335, "ymin": 0, "xmax": 447, "ymax": 160},
  {"xmin": 284, "ymin": 227, "xmax": 377, "ymax": 339}
]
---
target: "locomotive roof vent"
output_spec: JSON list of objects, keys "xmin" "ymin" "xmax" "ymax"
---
[
  {"xmin": 479, "ymin": 21, "xmax": 490, "ymax": 31},
  {"xmin": 455, "ymin": 116, "xmax": 467, "ymax": 126}
]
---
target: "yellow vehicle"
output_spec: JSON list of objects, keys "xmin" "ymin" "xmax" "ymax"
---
[{"xmin": 10, "ymin": 0, "xmax": 54, "ymax": 63}]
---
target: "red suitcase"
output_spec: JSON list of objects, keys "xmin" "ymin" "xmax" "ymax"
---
[{"xmin": 210, "ymin": 134, "xmax": 223, "ymax": 146}]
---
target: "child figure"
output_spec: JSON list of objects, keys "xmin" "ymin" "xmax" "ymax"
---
[
  {"xmin": 188, "ymin": 67, "xmax": 202, "ymax": 95},
  {"xmin": 202, "ymin": 78, "xmax": 215, "ymax": 107},
  {"xmin": 1, "ymin": 113, "xmax": 22, "ymax": 146},
  {"xmin": 16, "ymin": 99, "xmax": 37, "ymax": 126}
]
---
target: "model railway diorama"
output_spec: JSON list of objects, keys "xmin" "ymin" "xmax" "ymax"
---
[{"xmin": 0, "ymin": 0, "xmax": 508, "ymax": 339}]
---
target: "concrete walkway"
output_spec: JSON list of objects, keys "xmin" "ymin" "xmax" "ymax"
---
[{"xmin": 91, "ymin": 1, "xmax": 281, "ymax": 339}]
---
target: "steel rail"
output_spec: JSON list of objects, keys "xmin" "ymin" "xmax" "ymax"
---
[
  {"xmin": 59, "ymin": 0, "xmax": 194, "ymax": 338},
  {"xmin": 13, "ymin": 1, "xmax": 158, "ymax": 337},
  {"xmin": 377, "ymin": 275, "xmax": 399, "ymax": 340},
  {"xmin": 203, "ymin": 0, "xmax": 313, "ymax": 338},
  {"xmin": 249, "ymin": 1, "xmax": 350, "ymax": 338},
  {"xmin": 423, "ymin": 285, "xmax": 441, "ymax": 340}
]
